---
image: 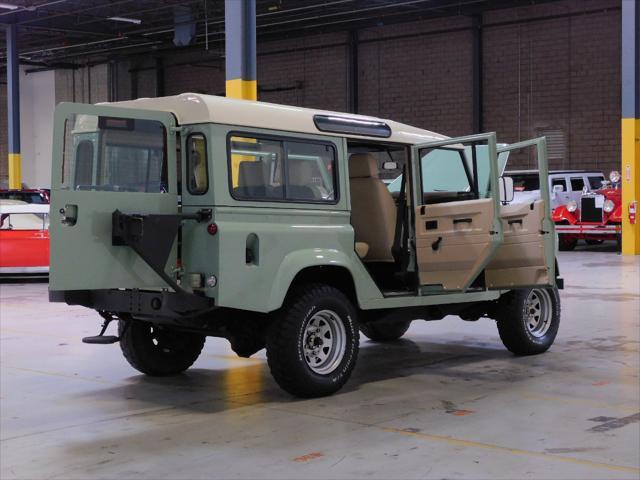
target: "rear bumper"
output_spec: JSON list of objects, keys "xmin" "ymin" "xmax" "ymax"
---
[{"xmin": 49, "ymin": 288, "xmax": 216, "ymax": 319}]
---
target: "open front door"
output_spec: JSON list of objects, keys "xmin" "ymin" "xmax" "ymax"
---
[
  {"xmin": 411, "ymin": 133, "xmax": 503, "ymax": 292},
  {"xmin": 485, "ymin": 138, "xmax": 556, "ymax": 289},
  {"xmin": 49, "ymin": 103, "xmax": 179, "ymax": 291}
]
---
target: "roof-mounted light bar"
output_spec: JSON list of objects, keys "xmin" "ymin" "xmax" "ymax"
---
[{"xmin": 313, "ymin": 114, "xmax": 391, "ymax": 138}]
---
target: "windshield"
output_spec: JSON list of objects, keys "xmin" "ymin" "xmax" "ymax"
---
[{"xmin": 62, "ymin": 115, "xmax": 167, "ymax": 193}]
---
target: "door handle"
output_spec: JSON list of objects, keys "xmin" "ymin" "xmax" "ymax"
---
[
  {"xmin": 453, "ymin": 218, "xmax": 472, "ymax": 225},
  {"xmin": 60, "ymin": 204, "xmax": 78, "ymax": 226}
]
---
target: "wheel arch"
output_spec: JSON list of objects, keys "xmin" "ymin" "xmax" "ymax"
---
[{"xmin": 267, "ymin": 250, "xmax": 361, "ymax": 311}]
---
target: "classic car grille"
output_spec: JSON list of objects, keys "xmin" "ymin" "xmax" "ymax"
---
[{"xmin": 580, "ymin": 196, "xmax": 603, "ymax": 223}]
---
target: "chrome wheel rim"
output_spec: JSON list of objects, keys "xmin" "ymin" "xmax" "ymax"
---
[
  {"xmin": 302, "ymin": 310, "xmax": 346, "ymax": 375},
  {"xmin": 525, "ymin": 289, "xmax": 552, "ymax": 338}
]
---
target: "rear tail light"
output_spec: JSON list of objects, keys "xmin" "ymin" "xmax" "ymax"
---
[{"xmin": 207, "ymin": 222, "xmax": 218, "ymax": 235}]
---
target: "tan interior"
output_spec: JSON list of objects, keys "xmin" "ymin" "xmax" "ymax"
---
[
  {"xmin": 485, "ymin": 200, "xmax": 549, "ymax": 288},
  {"xmin": 349, "ymin": 153, "xmax": 396, "ymax": 262},
  {"xmin": 355, "ymin": 242, "xmax": 370, "ymax": 259},
  {"xmin": 415, "ymin": 198, "xmax": 495, "ymax": 290}
]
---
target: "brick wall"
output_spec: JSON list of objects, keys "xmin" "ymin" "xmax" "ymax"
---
[{"xmin": 0, "ymin": 0, "xmax": 622, "ymax": 182}]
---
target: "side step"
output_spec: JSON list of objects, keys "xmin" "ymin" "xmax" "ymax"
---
[
  {"xmin": 82, "ymin": 312, "xmax": 127, "ymax": 345},
  {"xmin": 82, "ymin": 335, "xmax": 119, "ymax": 344}
]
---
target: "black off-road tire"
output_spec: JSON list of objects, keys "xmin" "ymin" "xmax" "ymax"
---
[
  {"xmin": 118, "ymin": 320, "xmax": 206, "ymax": 376},
  {"xmin": 495, "ymin": 287, "xmax": 561, "ymax": 356},
  {"xmin": 558, "ymin": 234, "xmax": 577, "ymax": 251},
  {"xmin": 265, "ymin": 284, "xmax": 359, "ymax": 398}
]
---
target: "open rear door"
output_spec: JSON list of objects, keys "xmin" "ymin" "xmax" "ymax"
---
[
  {"xmin": 411, "ymin": 133, "xmax": 503, "ymax": 292},
  {"xmin": 49, "ymin": 102, "xmax": 179, "ymax": 291},
  {"xmin": 485, "ymin": 138, "xmax": 556, "ymax": 288}
]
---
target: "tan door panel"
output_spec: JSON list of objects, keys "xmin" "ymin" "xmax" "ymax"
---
[
  {"xmin": 415, "ymin": 198, "xmax": 495, "ymax": 290},
  {"xmin": 486, "ymin": 200, "xmax": 550, "ymax": 288}
]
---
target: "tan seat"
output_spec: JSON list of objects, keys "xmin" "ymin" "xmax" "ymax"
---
[{"xmin": 349, "ymin": 153, "xmax": 397, "ymax": 262}]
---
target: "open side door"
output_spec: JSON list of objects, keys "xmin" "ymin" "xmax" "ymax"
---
[
  {"xmin": 485, "ymin": 138, "xmax": 556, "ymax": 289},
  {"xmin": 411, "ymin": 133, "xmax": 503, "ymax": 292},
  {"xmin": 49, "ymin": 102, "xmax": 180, "ymax": 292}
]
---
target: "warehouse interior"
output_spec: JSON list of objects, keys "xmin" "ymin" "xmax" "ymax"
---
[{"xmin": 1, "ymin": 0, "xmax": 639, "ymax": 479}]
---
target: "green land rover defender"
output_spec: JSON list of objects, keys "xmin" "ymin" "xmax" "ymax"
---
[{"xmin": 49, "ymin": 94, "xmax": 562, "ymax": 397}]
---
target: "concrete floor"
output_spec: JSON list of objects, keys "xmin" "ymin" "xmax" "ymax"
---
[{"xmin": 1, "ymin": 245, "xmax": 639, "ymax": 480}]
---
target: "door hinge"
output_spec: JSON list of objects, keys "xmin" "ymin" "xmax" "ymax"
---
[{"xmin": 170, "ymin": 126, "xmax": 184, "ymax": 134}]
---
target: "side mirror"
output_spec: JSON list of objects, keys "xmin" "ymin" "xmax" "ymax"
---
[
  {"xmin": 382, "ymin": 161, "xmax": 398, "ymax": 171},
  {"xmin": 499, "ymin": 176, "xmax": 514, "ymax": 203},
  {"xmin": 553, "ymin": 184, "xmax": 565, "ymax": 193}
]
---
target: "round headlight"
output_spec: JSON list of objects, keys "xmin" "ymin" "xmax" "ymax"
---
[
  {"xmin": 609, "ymin": 170, "xmax": 621, "ymax": 183},
  {"xmin": 603, "ymin": 199, "xmax": 615, "ymax": 213},
  {"xmin": 566, "ymin": 200, "xmax": 578, "ymax": 212}
]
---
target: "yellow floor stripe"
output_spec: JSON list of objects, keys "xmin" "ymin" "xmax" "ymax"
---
[
  {"xmin": 383, "ymin": 427, "xmax": 640, "ymax": 474},
  {"xmin": 519, "ymin": 392, "xmax": 639, "ymax": 413}
]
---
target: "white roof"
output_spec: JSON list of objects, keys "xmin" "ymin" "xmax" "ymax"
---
[{"xmin": 106, "ymin": 93, "xmax": 447, "ymax": 145}]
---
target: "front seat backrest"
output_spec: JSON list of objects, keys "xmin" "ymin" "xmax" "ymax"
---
[{"xmin": 349, "ymin": 153, "xmax": 397, "ymax": 262}]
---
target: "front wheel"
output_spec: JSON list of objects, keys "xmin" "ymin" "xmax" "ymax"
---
[
  {"xmin": 119, "ymin": 320, "xmax": 206, "ymax": 376},
  {"xmin": 495, "ymin": 287, "xmax": 560, "ymax": 355},
  {"xmin": 266, "ymin": 284, "xmax": 359, "ymax": 398}
]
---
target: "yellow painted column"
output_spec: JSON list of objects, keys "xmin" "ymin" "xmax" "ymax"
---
[
  {"xmin": 225, "ymin": 79, "xmax": 257, "ymax": 101},
  {"xmin": 621, "ymin": 119, "xmax": 640, "ymax": 254},
  {"xmin": 8, "ymin": 153, "xmax": 21, "ymax": 189}
]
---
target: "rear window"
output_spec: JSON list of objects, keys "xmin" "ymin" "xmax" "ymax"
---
[
  {"xmin": 62, "ymin": 114, "xmax": 167, "ymax": 193},
  {"xmin": 0, "ymin": 192, "xmax": 47, "ymax": 204}
]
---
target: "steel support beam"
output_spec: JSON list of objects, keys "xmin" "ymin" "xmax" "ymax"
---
[
  {"xmin": 621, "ymin": 0, "xmax": 640, "ymax": 255},
  {"xmin": 6, "ymin": 24, "xmax": 21, "ymax": 189},
  {"xmin": 471, "ymin": 15, "xmax": 483, "ymax": 134},
  {"xmin": 348, "ymin": 30, "xmax": 359, "ymax": 114},
  {"xmin": 224, "ymin": 0, "xmax": 256, "ymax": 100}
]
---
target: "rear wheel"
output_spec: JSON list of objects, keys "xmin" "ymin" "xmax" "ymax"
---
[
  {"xmin": 266, "ymin": 284, "xmax": 359, "ymax": 398},
  {"xmin": 558, "ymin": 234, "xmax": 577, "ymax": 251},
  {"xmin": 119, "ymin": 320, "xmax": 205, "ymax": 376},
  {"xmin": 496, "ymin": 287, "xmax": 560, "ymax": 355}
]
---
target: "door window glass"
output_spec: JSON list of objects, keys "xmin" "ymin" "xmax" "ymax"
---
[
  {"xmin": 551, "ymin": 177, "xmax": 566, "ymax": 192},
  {"xmin": 420, "ymin": 148, "xmax": 471, "ymax": 193},
  {"xmin": 570, "ymin": 177, "xmax": 585, "ymax": 192},
  {"xmin": 186, "ymin": 133, "xmax": 208, "ymax": 195},
  {"xmin": 229, "ymin": 135, "xmax": 337, "ymax": 203},
  {"xmin": 62, "ymin": 114, "xmax": 167, "ymax": 193},
  {"xmin": 588, "ymin": 175, "xmax": 604, "ymax": 190}
]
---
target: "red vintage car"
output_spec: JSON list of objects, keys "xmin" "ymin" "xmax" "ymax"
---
[
  {"xmin": 0, "ymin": 201, "xmax": 50, "ymax": 274},
  {"xmin": 553, "ymin": 171, "xmax": 622, "ymax": 250}
]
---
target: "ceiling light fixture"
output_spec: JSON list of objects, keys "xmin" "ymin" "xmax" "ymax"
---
[
  {"xmin": 0, "ymin": 3, "xmax": 19, "ymax": 10},
  {"xmin": 107, "ymin": 16, "xmax": 142, "ymax": 25}
]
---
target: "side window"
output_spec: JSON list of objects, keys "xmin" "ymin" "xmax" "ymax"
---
[
  {"xmin": 74, "ymin": 140, "xmax": 94, "ymax": 187},
  {"xmin": 588, "ymin": 176, "xmax": 604, "ymax": 190},
  {"xmin": 229, "ymin": 134, "xmax": 337, "ymax": 203},
  {"xmin": 186, "ymin": 133, "xmax": 208, "ymax": 195},
  {"xmin": 420, "ymin": 148, "xmax": 471, "ymax": 194},
  {"xmin": 570, "ymin": 177, "xmax": 585, "ymax": 192},
  {"xmin": 551, "ymin": 177, "xmax": 566, "ymax": 192},
  {"xmin": 286, "ymin": 141, "xmax": 336, "ymax": 202}
]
